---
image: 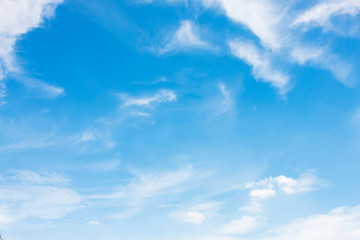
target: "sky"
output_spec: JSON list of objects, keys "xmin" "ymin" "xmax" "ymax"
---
[{"xmin": 1, "ymin": 0, "xmax": 360, "ymax": 239}]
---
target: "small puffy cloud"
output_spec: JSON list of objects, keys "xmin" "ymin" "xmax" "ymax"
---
[
  {"xmin": 241, "ymin": 172, "xmax": 324, "ymax": 212},
  {"xmin": 158, "ymin": 20, "xmax": 210, "ymax": 54},
  {"xmin": 245, "ymin": 173, "xmax": 323, "ymax": 197},
  {"xmin": 87, "ymin": 220, "xmax": 101, "ymax": 225},
  {"xmin": 220, "ymin": 216, "xmax": 262, "ymax": 235},
  {"xmin": 169, "ymin": 201, "xmax": 223, "ymax": 224},
  {"xmin": 120, "ymin": 89, "xmax": 177, "ymax": 108}
]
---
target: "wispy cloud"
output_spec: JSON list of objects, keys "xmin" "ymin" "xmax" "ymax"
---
[
  {"xmin": 228, "ymin": 40, "xmax": 290, "ymax": 93},
  {"xmin": 16, "ymin": 76, "xmax": 65, "ymax": 99},
  {"xmin": 294, "ymin": 0, "xmax": 360, "ymax": 32},
  {"xmin": 261, "ymin": 205, "xmax": 360, "ymax": 240},
  {"xmin": 149, "ymin": 0, "xmax": 357, "ymax": 92},
  {"xmin": 120, "ymin": 89, "xmax": 177, "ymax": 107},
  {"xmin": 157, "ymin": 20, "xmax": 211, "ymax": 54},
  {"xmin": 0, "ymin": 0, "xmax": 64, "ymax": 103},
  {"xmin": 219, "ymin": 216, "xmax": 263, "ymax": 235},
  {"xmin": 0, "ymin": 170, "xmax": 81, "ymax": 226},
  {"xmin": 203, "ymin": 0, "xmax": 284, "ymax": 50},
  {"xmin": 218, "ymin": 82, "xmax": 233, "ymax": 109},
  {"xmin": 183, "ymin": 205, "xmax": 360, "ymax": 240},
  {"xmin": 84, "ymin": 167, "xmax": 195, "ymax": 220},
  {"xmin": 93, "ymin": 167, "xmax": 193, "ymax": 203}
]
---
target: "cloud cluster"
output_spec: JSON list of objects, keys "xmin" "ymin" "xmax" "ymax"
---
[
  {"xmin": 203, "ymin": 0, "xmax": 357, "ymax": 92},
  {"xmin": 240, "ymin": 172, "xmax": 323, "ymax": 212},
  {"xmin": 185, "ymin": 205, "xmax": 360, "ymax": 240},
  {"xmin": 147, "ymin": 0, "xmax": 359, "ymax": 93}
]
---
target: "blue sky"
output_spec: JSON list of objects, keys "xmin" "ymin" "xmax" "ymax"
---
[{"xmin": 1, "ymin": 0, "xmax": 360, "ymax": 239}]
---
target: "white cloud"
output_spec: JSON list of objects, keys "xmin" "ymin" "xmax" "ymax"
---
[
  {"xmin": 75, "ymin": 128, "xmax": 115, "ymax": 150},
  {"xmin": 290, "ymin": 44, "xmax": 353, "ymax": 86},
  {"xmin": 91, "ymin": 167, "xmax": 193, "ymax": 204},
  {"xmin": 220, "ymin": 216, "xmax": 261, "ymax": 235},
  {"xmin": 228, "ymin": 40, "xmax": 289, "ymax": 93},
  {"xmin": 249, "ymin": 188, "xmax": 276, "ymax": 198},
  {"xmin": 0, "ymin": 0, "xmax": 64, "ymax": 102},
  {"xmin": 183, "ymin": 205, "xmax": 360, "ymax": 240},
  {"xmin": 294, "ymin": 0, "xmax": 360, "ymax": 30},
  {"xmin": 218, "ymin": 82, "xmax": 232, "ymax": 107},
  {"xmin": 169, "ymin": 201, "xmax": 223, "ymax": 224},
  {"xmin": 202, "ymin": 0, "xmax": 355, "ymax": 91},
  {"xmin": 88, "ymin": 167, "xmax": 195, "ymax": 220},
  {"xmin": 245, "ymin": 173, "xmax": 323, "ymax": 197},
  {"xmin": 87, "ymin": 220, "xmax": 101, "ymax": 225},
  {"xmin": 241, "ymin": 172, "xmax": 324, "ymax": 212},
  {"xmin": 11, "ymin": 170, "xmax": 69, "ymax": 185},
  {"xmin": 18, "ymin": 77, "xmax": 65, "ymax": 98},
  {"xmin": 158, "ymin": 20, "xmax": 210, "ymax": 54},
  {"xmin": 0, "ymin": 170, "xmax": 81, "ymax": 226},
  {"xmin": 79, "ymin": 131, "xmax": 97, "ymax": 142},
  {"xmin": 120, "ymin": 89, "xmax": 177, "ymax": 107},
  {"xmin": 239, "ymin": 200, "xmax": 263, "ymax": 213},
  {"xmin": 181, "ymin": 211, "xmax": 205, "ymax": 224},
  {"xmin": 142, "ymin": 0, "xmax": 357, "ymax": 92},
  {"xmin": 260, "ymin": 205, "xmax": 360, "ymax": 240},
  {"xmin": 203, "ymin": 0, "xmax": 284, "ymax": 50}
]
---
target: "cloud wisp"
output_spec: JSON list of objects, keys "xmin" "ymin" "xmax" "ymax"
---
[
  {"xmin": 0, "ymin": 0, "xmax": 64, "ymax": 104},
  {"xmin": 120, "ymin": 89, "xmax": 177, "ymax": 108},
  {"xmin": 156, "ymin": 20, "xmax": 211, "ymax": 54},
  {"xmin": 0, "ymin": 170, "xmax": 81, "ymax": 226},
  {"xmin": 87, "ymin": 167, "xmax": 194, "ymax": 219},
  {"xmin": 294, "ymin": 0, "xmax": 360, "ymax": 32}
]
